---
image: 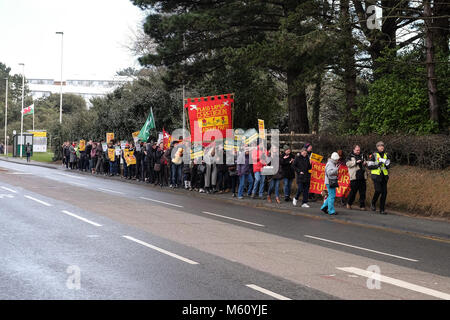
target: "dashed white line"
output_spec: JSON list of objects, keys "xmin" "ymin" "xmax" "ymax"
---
[
  {"xmin": 68, "ymin": 181, "xmax": 85, "ymax": 187},
  {"xmin": 8, "ymin": 172, "xmax": 32, "ymax": 175},
  {"xmin": 61, "ymin": 210, "xmax": 102, "ymax": 227},
  {"xmin": 202, "ymin": 211, "xmax": 265, "ymax": 227},
  {"xmin": 24, "ymin": 195, "xmax": 52, "ymax": 207},
  {"xmin": 98, "ymin": 187, "xmax": 124, "ymax": 194},
  {"xmin": 123, "ymin": 235, "xmax": 198, "ymax": 265},
  {"xmin": 304, "ymin": 235, "xmax": 419, "ymax": 262},
  {"xmin": 337, "ymin": 267, "xmax": 450, "ymax": 300},
  {"xmin": 139, "ymin": 196, "xmax": 183, "ymax": 208},
  {"xmin": 57, "ymin": 173, "xmax": 86, "ymax": 180},
  {"xmin": 1, "ymin": 186, "xmax": 17, "ymax": 193},
  {"xmin": 246, "ymin": 284, "xmax": 291, "ymax": 300}
]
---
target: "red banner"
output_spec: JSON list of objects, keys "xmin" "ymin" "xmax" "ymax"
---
[
  {"xmin": 163, "ymin": 128, "xmax": 171, "ymax": 150},
  {"xmin": 309, "ymin": 162, "xmax": 351, "ymax": 198},
  {"xmin": 184, "ymin": 94, "xmax": 233, "ymax": 143}
]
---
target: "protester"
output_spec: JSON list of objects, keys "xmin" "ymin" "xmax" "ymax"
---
[
  {"xmin": 25, "ymin": 142, "xmax": 32, "ymax": 162},
  {"xmin": 320, "ymin": 152, "xmax": 340, "ymax": 215},
  {"xmin": 153, "ymin": 142, "xmax": 164, "ymax": 186},
  {"xmin": 216, "ymin": 145, "xmax": 229, "ymax": 193},
  {"xmin": 292, "ymin": 148, "xmax": 312, "ymax": 208},
  {"xmin": 237, "ymin": 146, "xmax": 253, "ymax": 199},
  {"xmin": 367, "ymin": 141, "xmax": 391, "ymax": 215},
  {"xmin": 345, "ymin": 145, "xmax": 367, "ymax": 210},
  {"xmin": 251, "ymin": 144, "xmax": 267, "ymax": 199},
  {"xmin": 280, "ymin": 145, "xmax": 295, "ymax": 202},
  {"xmin": 267, "ymin": 145, "xmax": 283, "ymax": 204},
  {"xmin": 95, "ymin": 141, "xmax": 104, "ymax": 175},
  {"xmin": 227, "ymin": 149, "xmax": 238, "ymax": 197},
  {"xmin": 171, "ymin": 143, "xmax": 183, "ymax": 188},
  {"xmin": 203, "ymin": 145, "xmax": 218, "ymax": 193}
]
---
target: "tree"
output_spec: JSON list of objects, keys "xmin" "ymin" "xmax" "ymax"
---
[{"xmin": 131, "ymin": 0, "xmax": 332, "ymax": 133}]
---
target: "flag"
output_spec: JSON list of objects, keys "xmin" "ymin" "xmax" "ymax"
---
[
  {"xmin": 163, "ymin": 128, "xmax": 171, "ymax": 150},
  {"xmin": 22, "ymin": 104, "xmax": 34, "ymax": 116},
  {"xmin": 137, "ymin": 107, "xmax": 156, "ymax": 142}
]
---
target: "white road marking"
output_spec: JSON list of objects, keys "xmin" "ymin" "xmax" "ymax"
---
[
  {"xmin": 68, "ymin": 181, "xmax": 85, "ymax": 187},
  {"xmin": 0, "ymin": 194, "xmax": 14, "ymax": 199},
  {"xmin": 246, "ymin": 284, "xmax": 291, "ymax": 300},
  {"xmin": 61, "ymin": 210, "xmax": 102, "ymax": 227},
  {"xmin": 139, "ymin": 196, "xmax": 183, "ymax": 208},
  {"xmin": 97, "ymin": 187, "xmax": 124, "ymax": 194},
  {"xmin": 24, "ymin": 195, "xmax": 52, "ymax": 206},
  {"xmin": 57, "ymin": 173, "xmax": 86, "ymax": 180},
  {"xmin": 304, "ymin": 235, "xmax": 419, "ymax": 262},
  {"xmin": 123, "ymin": 235, "xmax": 198, "ymax": 265},
  {"xmin": 202, "ymin": 211, "xmax": 265, "ymax": 227},
  {"xmin": 8, "ymin": 172, "xmax": 32, "ymax": 175},
  {"xmin": 1, "ymin": 186, "xmax": 17, "ymax": 193},
  {"xmin": 337, "ymin": 267, "xmax": 450, "ymax": 300}
]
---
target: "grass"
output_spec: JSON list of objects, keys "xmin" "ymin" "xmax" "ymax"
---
[{"xmin": 0, "ymin": 151, "xmax": 54, "ymax": 163}]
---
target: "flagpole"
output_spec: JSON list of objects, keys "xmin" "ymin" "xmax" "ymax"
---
[
  {"xmin": 19, "ymin": 63, "xmax": 25, "ymax": 159},
  {"xmin": 4, "ymin": 78, "xmax": 7, "ymax": 156},
  {"xmin": 33, "ymin": 103, "xmax": 35, "ymax": 131}
]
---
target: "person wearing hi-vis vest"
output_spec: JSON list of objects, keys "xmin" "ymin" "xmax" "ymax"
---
[{"xmin": 367, "ymin": 141, "xmax": 391, "ymax": 215}]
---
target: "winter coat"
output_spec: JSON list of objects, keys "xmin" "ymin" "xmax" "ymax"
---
[
  {"xmin": 69, "ymin": 146, "xmax": 76, "ymax": 163},
  {"xmin": 293, "ymin": 154, "xmax": 312, "ymax": 183},
  {"xmin": 324, "ymin": 158, "xmax": 339, "ymax": 185},
  {"xmin": 237, "ymin": 151, "xmax": 252, "ymax": 176},
  {"xmin": 266, "ymin": 153, "xmax": 283, "ymax": 180},
  {"xmin": 172, "ymin": 148, "xmax": 183, "ymax": 165},
  {"xmin": 280, "ymin": 153, "xmax": 295, "ymax": 179},
  {"xmin": 346, "ymin": 153, "xmax": 367, "ymax": 181},
  {"xmin": 251, "ymin": 148, "xmax": 268, "ymax": 173}
]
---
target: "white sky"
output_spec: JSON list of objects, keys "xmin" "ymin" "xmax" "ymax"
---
[{"xmin": 0, "ymin": 0, "xmax": 145, "ymax": 80}]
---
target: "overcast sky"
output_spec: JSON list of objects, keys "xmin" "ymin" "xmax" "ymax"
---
[{"xmin": 0, "ymin": 0, "xmax": 145, "ymax": 80}]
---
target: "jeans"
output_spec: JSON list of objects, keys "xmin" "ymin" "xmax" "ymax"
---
[
  {"xmin": 347, "ymin": 179, "xmax": 367, "ymax": 207},
  {"xmin": 252, "ymin": 172, "xmax": 265, "ymax": 197},
  {"xmin": 238, "ymin": 174, "xmax": 254, "ymax": 198},
  {"xmin": 268, "ymin": 179, "xmax": 280, "ymax": 198},
  {"xmin": 295, "ymin": 181, "xmax": 309, "ymax": 204},
  {"xmin": 123, "ymin": 161, "xmax": 128, "ymax": 177},
  {"xmin": 171, "ymin": 164, "xmax": 182, "ymax": 186},
  {"xmin": 283, "ymin": 178, "xmax": 293, "ymax": 199},
  {"xmin": 230, "ymin": 174, "xmax": 238, "ymax": 194},
  {"xmin": 321, "ymin": 184, "xmax": 336, "ymax": 214},
  {"xmin": 109, "ymin": 161, "xmax": 116, "ymax": 175}
]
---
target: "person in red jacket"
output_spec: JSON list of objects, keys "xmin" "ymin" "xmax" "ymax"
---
[{"xmin": 251, "ymin": 144, "xmax": 268, "ymax": 199}]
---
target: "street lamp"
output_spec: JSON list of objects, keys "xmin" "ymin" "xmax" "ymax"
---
[
  {"xmin": 56, "ymin": 31, "xmax": 64, "ymax": 124},
  {"xmin": 4, "ymin": 77, "xmax": 8, "ymax": 156},
  {"xmin": 19, "ymin": 63, "xmax": 25, "ymax": 158}
]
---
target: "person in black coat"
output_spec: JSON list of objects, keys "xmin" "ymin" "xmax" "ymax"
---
[
  {"xmin": 280, "ymin": 145, "xmax": 295, "ymax": 201},
  {"xmin": 292, "ymin": 148, "xmax": 312, "ymax": 207}
]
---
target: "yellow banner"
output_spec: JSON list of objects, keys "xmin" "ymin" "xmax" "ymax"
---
[
  {"xmin": 79, "ymin": 139, "xmax": 86, "ymax": 152},
  {"xmin": 258, "ymin": 119, "xmax": 265, "ymax": 139},
  {"xmin": 106, "ymin": 133, "xmax": 114, "ymax": 144},
  {"xmin": 310, "ymin": 153, "xmax": 323, "ymax": 163},
  {"xmin": 108, "ymin": 148, "xmax": 115, "ymax": 162}
]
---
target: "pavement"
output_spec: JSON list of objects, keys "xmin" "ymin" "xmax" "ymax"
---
[{"xmin": 0, "ymin": 157, "xmax": 449, "ymax": 300}]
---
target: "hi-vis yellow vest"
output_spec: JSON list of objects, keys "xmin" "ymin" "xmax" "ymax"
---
[{"xmin": 371, "ymin": 152, "xmax": 389, "ymax": 176}]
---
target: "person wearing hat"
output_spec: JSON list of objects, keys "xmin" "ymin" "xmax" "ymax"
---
[
  {"xmin": 280, "ymin": 145, "xmax": 295, "ymax": 201},
  {"xmin": 320, "ymin": 151, "xmax": 340, "ymax": 215},
  {"xmin": 367, "ymin": 141, "xmax": 391, "ymax": 214}
]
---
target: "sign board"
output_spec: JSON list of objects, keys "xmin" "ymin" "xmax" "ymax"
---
[
  {"xmin": 310, "ymin": 153, "xmax": 323, "ymax": 163},
  {"xmin": 106, "ymin": 133, "xmax": 114, "ymax": 144},
  {"xmin": 309, "ymin": 162, "xmax": 351, "ymax": 198},
  {"xmin": 258, "ymin": 119, "xmax": 265, "ymax": 140},
  {"xmin": 28, "ymin": 131, "xmax": 47, "ymax": 153}
]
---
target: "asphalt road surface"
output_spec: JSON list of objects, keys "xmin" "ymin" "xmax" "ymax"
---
[{"xmin": 1, "ymin": 159, "xmax": 449, "ymax": 300}]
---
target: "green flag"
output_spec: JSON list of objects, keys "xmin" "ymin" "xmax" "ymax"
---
[{"xmin": 137, "ymin": 107, "xmax": 156, "ymax": 142}]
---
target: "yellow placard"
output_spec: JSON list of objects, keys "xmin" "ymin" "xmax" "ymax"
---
[
  {"xmin": 108, "ymin": 148, "xmax": 115, "ymax": 162},
  {"xmin": 310, "ymin": 153, "xmax": 324, "ymax": 163},
  {"xmin": 79, "ymin": 140, "xmax": 86, "ymax": 152},
  {"xmin": 106, "ymin": 133, "xmax": 115, "ymax": 144},
  {"xmin": 258, "ymin": 119, "xmax": 265, "ymax": 139}
]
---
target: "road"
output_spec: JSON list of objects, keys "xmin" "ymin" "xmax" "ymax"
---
[{"xmin": 0, "ymin": 159, "xmax": 449, "ymax": 300}]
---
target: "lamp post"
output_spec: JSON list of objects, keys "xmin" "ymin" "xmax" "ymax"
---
[
  {"xmin": 56, "ymin": 31, "xmax": 64, "ymax": 124},
  {"xmin": 4, "ymin": 78, "xmax": 7, "ymax": 156},
  {"xmin": 19, "ymin": 63, "xmax": 25, "ymax": 158}
]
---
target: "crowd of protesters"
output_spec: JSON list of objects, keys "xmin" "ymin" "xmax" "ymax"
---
[{"xmin": 61, "ymin": 139, "xmax": 391, "ymax": 215}]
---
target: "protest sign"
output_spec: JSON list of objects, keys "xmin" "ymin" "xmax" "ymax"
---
[
  {"xmin": 106, "ymin": 133, "xmax": 114, "ymax": 144},
  {"xmin": 102, "ymin": 143, "xmax": 107, "ymax": 152},
  {"xmin": 310, "ymin": 153, "xmax": 323, "ymax": 163},
  {"xmin": 185, "ymin": 94, "xmax": 233, "ymax": 144},
  {"xmin": 309, "ymin": 162, "xmax": 351, "ymax": 198},
  {"xmin": 79, "ymin": 140, "xmax": 86, "ymax": 152},
  {"xmin": 108, "ymin": 148, "xmax": 115, "ymax": 162},
  {"xmin": 258, "ymin": 119, "xmax": 265, "ymax": 140}
]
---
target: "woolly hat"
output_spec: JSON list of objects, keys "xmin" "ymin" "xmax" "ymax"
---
[{"xmin": 331, "ymin": 152, "xmax": 340, "ymax": 161}]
